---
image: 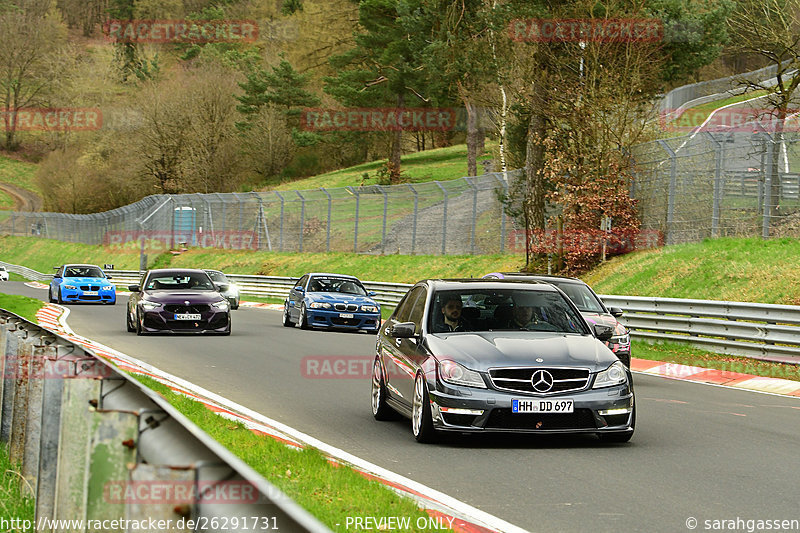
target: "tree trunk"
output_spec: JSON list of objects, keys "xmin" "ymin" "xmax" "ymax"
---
[
  {"xmin": 524, "ymin": 109, "xmax": 547, "ymax": 267},
  {"xmin": 769, "ymin": 107, "xmax": 786, "ymax": 222},
  {"xmin": 390, "ymin": 93, "xmax": 404, "ymax": 182},
  {"xmin": 465, "ymin": 96, "xmax": 478, "ymax": 176}
]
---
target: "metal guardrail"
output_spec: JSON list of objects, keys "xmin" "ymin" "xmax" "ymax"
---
[
  {"xmin": 105, "ymin": 271, "xmax": 413, "ymax": 309},
  {"xmin": 4, "ymin": 262, "xmax": 800, "ymax": 364},
  {"xmin": 0, "ymin": 310, "xmax": 331, "ymax": 532},
  {"xmin": 601, "ymin": 295, "xmax": 800, "ymax": 364}
]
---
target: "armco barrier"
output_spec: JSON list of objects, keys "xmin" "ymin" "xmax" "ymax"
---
[
  {"xmin": 0, "ymin": 310, "xmax": 331, "ymax": 532},
  {"xmin": 5, "ymin": 261, "xmax": 800, "ymax": 364},
  {"xmin": 600, "ymin": 295, "xmax": 800, "ymax": 364}
]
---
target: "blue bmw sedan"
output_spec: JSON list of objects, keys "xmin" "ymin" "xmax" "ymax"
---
[{"xmin": 283, "ymin": 273, "xmax": 381, "ymax": 333}]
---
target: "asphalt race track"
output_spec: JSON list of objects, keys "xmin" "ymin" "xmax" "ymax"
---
[{"xmin": 3, "ymin": 281, "xmax": 799, "ymax": 533}]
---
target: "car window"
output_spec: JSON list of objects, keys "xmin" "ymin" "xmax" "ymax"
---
[
  {"xmin": 308, "ymin": 276, "xmax": 367, "ymax": 296},
  {"xmin": 206, "ymin": 271, "xmax": 227, "ymax": 283},
  {"xmin": 407, "ymin": 288, "xmax": 428, "ymax": 333},
  {"xmin": 392, "ymin": 286, "xmax": 422, "ymax": 323},
  {"xmin": 145, "ymin": 273, "xmax": 214, "ymax": 290},
  {"xmin": 549, "ymin": 282, "xmax": 605, "ymax": 313},
  {"xmin": 296, "ymin": 275, "xmax": 308, "ymax": 289},
  {"xmin": 429, "ymin": 288, "xmax": 588, "ymax": 334},
  {"xmin": 65, "ymin": 266, "xmax": 104, "ymax": 278}
]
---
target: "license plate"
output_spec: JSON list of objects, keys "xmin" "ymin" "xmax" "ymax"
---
[
  {"xmin": 175, "ymin": 313, "xmax": 201, "ymax": 320},
  {"xmin": 339, "ymin": 313, "xmax": 354, "ymax": 318},
  {"xmin": 512, "ymin": 399, "xmax": 574, "ymax": 414},
  {"xmin": 83, "ymin": 291, "xmax": 98, "ymax": 296}
]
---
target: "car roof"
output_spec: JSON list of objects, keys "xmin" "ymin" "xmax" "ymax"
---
[
  {"xmin": 63, "ymin": 263, "xmax": 103, "ymax": 269},
  {"xmin": 419, "ymin": 278, "xmax": 560, "ymax": 292},
  {"xmin": 147, "ymin": 268, "xmax": 210, "ymax": 275},
  {"xmin": 485, "ymin": 272, "xmax": 586, "ymax": 284},
  {"xmin": 307, "ymin": 272, "xmax": 360, "ymax": 280}
]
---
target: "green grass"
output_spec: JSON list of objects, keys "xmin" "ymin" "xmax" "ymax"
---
[
  {"xmin": 131, "ymin": 375, "xmax": 449, "ymax": 533},
  {"xmin": 272, "ymin": 143, "xmax": 496, "ymax": 191},
  {"xmin": 0, "ymin": 154, "xmax": 40, "ymax": 210},
  {"xmin": 0, "ymin": 293, "xmax": 45, "ymax": 323},
  {"xmin": 584, "ymin": 236, "xmax": 800, "ymax": 305},
  {"xmin": 0, "ymin": 444, "xmax": 36, "ymax": 527}
]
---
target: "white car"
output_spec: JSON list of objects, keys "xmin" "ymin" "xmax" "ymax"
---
[{"xmin": 0, "ymin": 266, "xmax": 8, "ymax": 281}]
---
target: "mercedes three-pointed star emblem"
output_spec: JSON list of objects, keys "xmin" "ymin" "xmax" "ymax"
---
[{"xmin": 531, "ymin": 369, "xmax": 554, "ymax": 393}]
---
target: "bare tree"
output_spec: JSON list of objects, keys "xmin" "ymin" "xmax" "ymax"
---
[
  {"xmin": 0, "ymin": 0, "xmax": 69, "ymax": 149},
  {"xmin": 728, "ymin": 0, "xmax": 800, "ymax": 224}
]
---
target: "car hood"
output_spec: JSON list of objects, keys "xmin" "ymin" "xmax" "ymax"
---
[
  {"xmin": 425, "ymin": 331, "xmax": 618, "ymax": 373},
  {"xmin": 307, "ymin": 293, "xmax": 377, "ymax": 305},
  {"xmin": 143, "ymin": 291, "xmax": 225, "ymax": 304},
  {"xmin": 61, "ymin": 277, "xmax": 112, "ymax": 285},
  {"xmin": 581, "ymin": 312, "xmax": 627, "ymax": 335}
]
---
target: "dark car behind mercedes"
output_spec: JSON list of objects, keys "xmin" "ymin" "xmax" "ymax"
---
[
  {"xmin": 126, "ymin": 268, "xmax": 231, "ymax": 335},
  {"xmin": 483, "ymin": 273, "xmax": 631, "ymax": 367},
  {"xmin": 372, "ymin": 279, "xmax": 635, "ymax": 443}
]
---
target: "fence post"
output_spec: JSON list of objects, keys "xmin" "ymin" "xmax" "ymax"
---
[
  {"xmin": 762, "ymin": 132, "xmax": 774, "ymax": 238},
  {"xmin": 321, "ymin": 188, "xmax": 332, "ymax": 252},
  {"xmin": 381, "ymin": 186, "xmax": 388, "ymax": 254},
  {"xmin": 465, "ymin": 177, "xmax": 478, "ymax": 254},
  {"xmin": 435, "ymin": 182, "xmax": 448, "ymax": 255},
  {"xmin": 407, "ymin": 185, "xmax": 418, "ymax": 255},
  {"xmin": 347, "ymin": 186, "xmax": 360, "ymax": 253},
  {"xmin": 657, "ymin": 140, "xmax": 677, "ymax": 245},
  {"xmin": 705, "ymin": 132, "xmax": 722, "ymax": 238},
  {"xmin": 296, "ymin": 191, "xmax": 305, "ymax": 253},
  {"xmin": 275, "ymin": 192, "xmax": 285, "ymax": 252}
]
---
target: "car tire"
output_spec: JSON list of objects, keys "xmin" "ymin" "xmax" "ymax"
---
[
  {"xmin": 126, "ymin": 309, "xmax": 135, "ymax": 332},
  {"xmin": 298, "ymin": 303, "xmax": 310, "ymax": 330},
  {"xmin": 48, "ymin": 288, "xmax": 54, "ymax": 303},
  {"xmin": 135, "ymin": 310, "xmax": 145, "ymax": 336},
  {"xmin": 371, "ymin": 358, "xmax": 398, "ymax": 421},
  {"xmin": 598, "ymin": 404, "xmax": 635, "ymax": 444},
  {"xmin": 56, "ymin": 288, "xmax": 63, "ymax": 305},
  {"xmin": 412, "ymin": 373, "xmax": 438, "ymax": 443},
  {"xmin": 282, "ymin": 303, "xmax": 294, "ymax": 327}
]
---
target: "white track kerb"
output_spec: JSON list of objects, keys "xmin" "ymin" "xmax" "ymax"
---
[{"xmin": 34, "ymin": 300, "xmax": 530, "ymax": 533}]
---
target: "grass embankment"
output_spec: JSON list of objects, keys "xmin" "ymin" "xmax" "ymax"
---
[
  {"xmin": 134, "ymin": 375, "xmax": 447, "ymax": 532},
  {"xmin": 0, "ymin": 155, "xmax": 40, "ymax": 211},
  {"xmin": 271, "ymin": 143, "xmax": 496, "ymax": 191},
  {"xmin": 0, "ymin": 443, "xmax": 35, "ymax": 528}
]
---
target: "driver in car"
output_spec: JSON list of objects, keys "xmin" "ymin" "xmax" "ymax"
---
[{"xmin": 435, "ymin": 295, "xmax": 471, "ymax": 332}]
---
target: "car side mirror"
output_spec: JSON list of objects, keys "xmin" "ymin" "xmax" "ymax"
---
[
  {"xmin": 390, "ymin": 322, "xmax": 417, "ymax": 338},
  {"xmin": 215, "ymin": 283, "xmax": 229, "ymax": 292},
  {"xmin": 294, "ymin": 286, "xmax": 304, "ymax": 293},
  {"xmin": 608, "ymin": 307, "xmax": 624, "ymax": 318},
  {"xmin": 128, "ymin": 284, "xmax": 140, "ymax": 292},
  {"xmin": 368, "ymin": 291, "xmax": 376, "ymax": 297},
  {"xmin": 593, "ymin": 323, "xmax": 614, "ymax": 341}
]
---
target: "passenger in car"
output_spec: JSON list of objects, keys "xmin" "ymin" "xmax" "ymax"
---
[{"xmin": 432, "ymin": 295, "xmax": 472, "ymax": 332}]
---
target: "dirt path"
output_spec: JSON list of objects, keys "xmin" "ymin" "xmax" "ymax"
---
[{"xmin": 0, "ymin": 182, "xmax": 42, "ymax": 212}]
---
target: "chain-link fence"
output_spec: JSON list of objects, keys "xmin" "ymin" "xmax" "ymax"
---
[
  {"xmin": 631, "ymin": 124, "xmax": 800, "ymax": 244},
  {"xmin": 0, "ymin": 171, "xmax": 524, "ymax": 255}
]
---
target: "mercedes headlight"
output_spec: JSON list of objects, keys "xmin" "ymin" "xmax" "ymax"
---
[
  {"xmin": 309, "ymin": 302, "xmax": 331, "ymax": 309},
  {"xmin": 361, "ymin": 305, "xmax": 379, "ymax": 313},
  {"xmin": 593, "ymin": 361, "xmax": 628, "ymax": 389},
  {"xmin": 212, "ymin": 300, "xmax": 229, "ymax": 310},
  {"xmin": 438, "ymin": 360, "xmax": 486, "ymax": 389}
]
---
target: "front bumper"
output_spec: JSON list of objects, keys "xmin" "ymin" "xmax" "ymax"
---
[
  {"xmin": 139, "ymin": 309, "xmax": 230, "ymax": 333},
  {"xmin": 427, "ymin": 381, "xmax": 634, "ymax": 435},
  {"xmin": 306, "ymin": 308, "xmax": 381, "ymax": 331},
  {"xmin": 61, "ymin": 288, "xmax": 116, "ymax": 303}
]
